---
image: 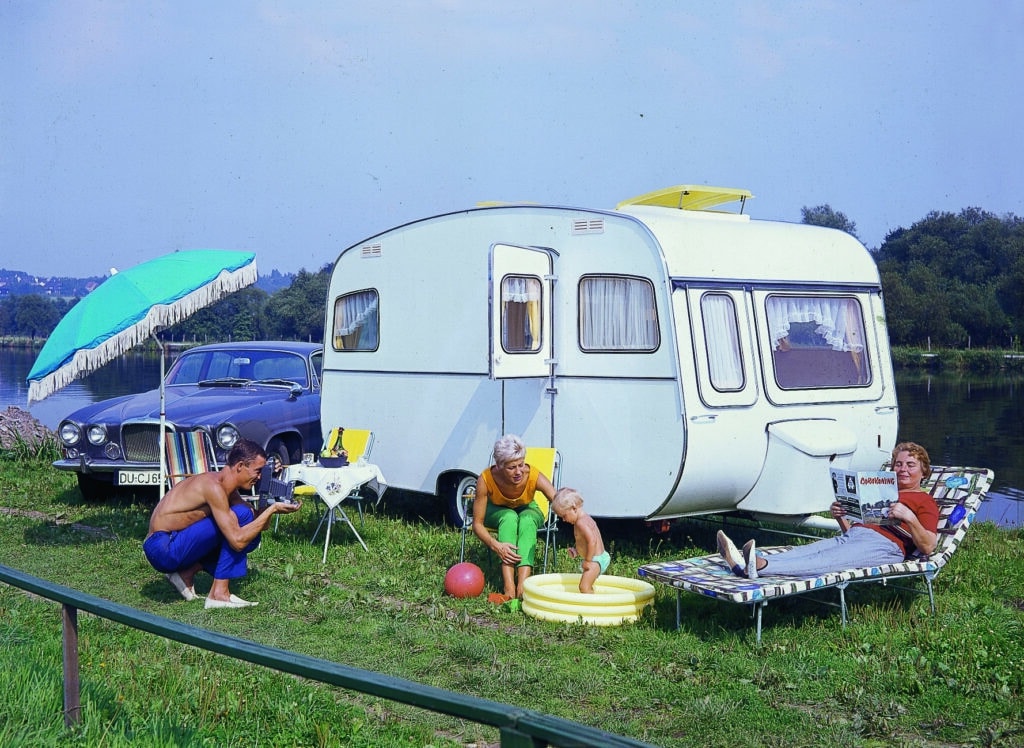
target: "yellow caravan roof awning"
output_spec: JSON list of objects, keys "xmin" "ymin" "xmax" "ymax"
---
[{"xmin": 616, "ymin": 185, "xmax": 753, "ymax": 213}]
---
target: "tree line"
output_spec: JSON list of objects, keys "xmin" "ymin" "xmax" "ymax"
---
[
  {"xmin": 0, "ymin": 267, "xmax": 332, "ymax": 346},
  {"xmin": 3, "ymin": 207, "xmax": 1022, "ymax": 350},
  {"xmin": 803, "ymin": 204, "xmax": 1024, "ymax": 348}
]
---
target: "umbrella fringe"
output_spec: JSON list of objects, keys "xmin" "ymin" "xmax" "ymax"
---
[{"xmin": 26, "ymin": 264, "xmax": 257, "ymax": 404}]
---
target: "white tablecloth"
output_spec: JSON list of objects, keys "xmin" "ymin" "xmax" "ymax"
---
[{"xmin": 282, "ymin": 462, "xmax": 387, "ymax": 510}]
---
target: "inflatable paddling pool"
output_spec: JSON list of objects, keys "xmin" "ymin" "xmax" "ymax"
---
[{"xmin": 522, "ymin": 573, "xmax": 655, "ymax": 625}]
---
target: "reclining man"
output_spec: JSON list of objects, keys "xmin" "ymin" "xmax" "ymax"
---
[{"xmin": 143, "ymin": 438, "xmax": 301, "ymax": 609}]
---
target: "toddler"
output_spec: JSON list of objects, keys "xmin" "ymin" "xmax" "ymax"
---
[{"xmin": 551, "ymin": 488, "xmax": 609, "ymax": 593}]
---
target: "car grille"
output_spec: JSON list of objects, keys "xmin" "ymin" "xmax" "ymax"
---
[{"xmin": 121, "ymin": 424, "xmax": 163, "ymax": 463}]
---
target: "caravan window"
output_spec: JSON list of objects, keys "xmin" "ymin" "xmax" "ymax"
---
[
  {"xmin": 579, "ymin": 275, "xmax": 659, "ymax": 352},
  {"xmin": 700, "ymin": 293, "xmax": 745, "ymax": 390},
  {"xmin": 332, "ymin": 290, "xmax": 379, "ymax": 351},
  {"xmin": 501, "ymin": 275, "xmax": 542, "ymax": 352},
  {"xmin": 766, "ymin": 295, "xmax": 870, "ymax": 388}
]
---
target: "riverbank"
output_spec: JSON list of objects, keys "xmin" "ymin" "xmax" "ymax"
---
[
  {"xmin": 891, "ymin": 346, "xmax": 1024, "ymax": 374},
  {"xmin": 0, "ymin": 336, "xmax": 43, "ymax": 350},
  {"xmin": 0, "ymin": 406, "xmax": 55, "ymax": 453}
]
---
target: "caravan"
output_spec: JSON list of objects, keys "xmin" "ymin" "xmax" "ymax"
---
[{"xmin": 321, "ymin": 186, "xmax": 898, "ymax": 529}]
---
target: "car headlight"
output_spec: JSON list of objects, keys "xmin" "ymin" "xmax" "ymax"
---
[
  {"xmin": 59, "ymin": 421, "xmax": 83, "ymax": 446},
  {"xmin": 216, "ymin": 424, "xmax": 240, "ymax": 451},
  {"xmin": 86, "ymin": 424, "xmax": 109, "ymax": 446}
]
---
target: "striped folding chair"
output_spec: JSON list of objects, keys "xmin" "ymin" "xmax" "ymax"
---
[{"xmin": 164, "ymin": 429, "xmax": 219, "ymax": 488}]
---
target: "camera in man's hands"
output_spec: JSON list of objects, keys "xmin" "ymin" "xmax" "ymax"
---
[{"xmin": 257, "ymin": 495, "xmax": 297, "ymax": 511}]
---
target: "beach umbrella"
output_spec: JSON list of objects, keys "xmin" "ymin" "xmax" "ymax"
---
[{"xmin": 26, "ymin": 249, "xmax": 257, "ymax": 490}]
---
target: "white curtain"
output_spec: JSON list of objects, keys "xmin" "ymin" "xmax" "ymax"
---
[
  {"xmin": 334, "ymin": 291, "xmax": 378, "ymax": 349},
  {"xmin": 580, "ymin": 277, "xmax": 658, "ymax": 350},
  {"xmin": 701, "ymin": 294, "xmax": 744, "ymax": 390},
  {"xmin": 767, "ymin": 296, "xmax": 864, "ymax": 352}
]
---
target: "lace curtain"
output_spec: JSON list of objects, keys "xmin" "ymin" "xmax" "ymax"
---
[
  {"xmin": 767, "ymin": 296, "xmax": 865, "ymax": 352},
  {"xmin": 334, "ymin": 291, "xmax": 379, "ymax": 350}
]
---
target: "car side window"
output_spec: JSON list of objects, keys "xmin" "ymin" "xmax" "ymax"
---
[
  {"xmin": 170, "ymin": 353, "xmax": 205, "ymax": 384},
  {"xmin": 310, "ymin": 351, "xmax": 323, "ymax": 386},
  {"xmin": 252, "ymin": 355, "xmax": 308, "ymax": 386}
]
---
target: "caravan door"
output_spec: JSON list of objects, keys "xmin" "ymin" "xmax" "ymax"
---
[
  {"xmin": 489, "ymin": 244, "xmax": 555, "ymax": 443},
  {"xmin": 489, "ymin": 244, "xmax": 553, "ymax": 378}
]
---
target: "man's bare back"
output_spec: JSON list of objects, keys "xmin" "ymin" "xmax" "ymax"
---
[{"xmin": 147, "ymin": 471, "xmax": 235, "ymax": 536}]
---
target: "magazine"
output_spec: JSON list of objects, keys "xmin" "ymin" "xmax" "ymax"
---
[{"xmin": 830, "ymin": 469, "xmax": 899, "ymax": 525}]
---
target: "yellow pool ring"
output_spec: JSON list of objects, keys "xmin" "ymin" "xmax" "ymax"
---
[{"xmin": 521, "ymin": 573, "xmax": 655, "ymax": 626}]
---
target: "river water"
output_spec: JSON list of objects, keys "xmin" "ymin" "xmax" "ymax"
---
[{"xmin": 1, "ymin": 348, "xmax": 1021, "ymax": 527}]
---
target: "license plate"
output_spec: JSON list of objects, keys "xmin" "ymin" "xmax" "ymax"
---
[{"xmin": 118, "ymin": 469, "xmax": 162, "ymax": 486}]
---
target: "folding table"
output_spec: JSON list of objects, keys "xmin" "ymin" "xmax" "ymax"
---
[{"xmin": 282, "ymin": 462, "xmax": 387, "ymax": 562}]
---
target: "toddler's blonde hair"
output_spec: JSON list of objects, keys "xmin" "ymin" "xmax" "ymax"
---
[{"xmin": 551, "ymin": 487, "xmax": 583, "ymax": 513}]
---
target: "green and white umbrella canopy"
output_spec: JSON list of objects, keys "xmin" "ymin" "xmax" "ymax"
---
[{"xmin": 27, "ymin": 249, "xmax": 257, "ymax": 404}]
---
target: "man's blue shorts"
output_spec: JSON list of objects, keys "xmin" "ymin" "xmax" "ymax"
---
[{"xmin": 143, "ymin": 503, "xmax": 258, "ymax": 580}]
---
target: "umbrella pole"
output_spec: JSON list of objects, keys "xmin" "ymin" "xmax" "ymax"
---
[{"xmin": 157, "ymin": 336, "xmax": 167, "ymax": 499}]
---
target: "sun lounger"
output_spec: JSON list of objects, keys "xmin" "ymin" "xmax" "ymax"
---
[{"xmin": 638, "ymin": 466, "xmax": 994, "ymax": 644}]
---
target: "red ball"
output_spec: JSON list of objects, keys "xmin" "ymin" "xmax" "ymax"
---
[{"xmin": 444, "ymin": 562, "xmax": 485, "ymax": 598}]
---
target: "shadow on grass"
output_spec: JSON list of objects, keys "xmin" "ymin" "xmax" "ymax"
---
[{"xmin": 21, "ymin": 518, "xmax": 119, "ymax": 546}]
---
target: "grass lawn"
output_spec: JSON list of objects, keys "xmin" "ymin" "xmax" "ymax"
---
[{"xmin": 1, "ymin": 445, "xmax": 1022, "ymax": 747}]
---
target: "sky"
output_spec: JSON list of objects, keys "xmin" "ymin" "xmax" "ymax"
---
[{"xmin": 1, "ymin": 1, "xmax": 1021, "ymax": 279}]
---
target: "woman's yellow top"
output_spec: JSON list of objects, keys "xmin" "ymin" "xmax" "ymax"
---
[{"xmin": 480, "ymin": 464, "xmax": 539, "ymax": 509}]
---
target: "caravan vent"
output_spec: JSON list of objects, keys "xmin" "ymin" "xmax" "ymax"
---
[
  {"xmin": 361, "ymin": 243, "xmax": 382, "ymax": 259},
  {"xmin": 571, "ymin": 218, "xmax": 604, "ymax": 235}
]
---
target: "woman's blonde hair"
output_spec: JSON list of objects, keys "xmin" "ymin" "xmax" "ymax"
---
[
  {"xmin": 892, "ymin": 441, "xmax": 932, "ymax": 480},
  {"xmin": 492, "ymin": 434, "xmax": 526, "ymax": 466}
]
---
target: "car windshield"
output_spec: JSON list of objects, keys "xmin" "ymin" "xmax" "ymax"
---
[{"xmin": 167, "ymin": 350, "xmax": 309, "ymax": 388}]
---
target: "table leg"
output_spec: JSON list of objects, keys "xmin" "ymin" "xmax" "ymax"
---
[
  {"xmin": 336, "ymin": 507, "xmax": 369, "ymax": 552},
  {"xmin": 321, "ymin": 508, "xmax": 334, "ymax": 564}
]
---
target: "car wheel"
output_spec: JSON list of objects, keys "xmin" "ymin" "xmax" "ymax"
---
[
  {"xmin": 76, "ymin": 473, "xmax": 109, "ymax": 502},
  {"xmin": 265, "ymin": 438, "xmax": 291, "ymax": 471},
  {"xmin": 443, "ymin": 473, "xmax": 477, "ymax": 528}
]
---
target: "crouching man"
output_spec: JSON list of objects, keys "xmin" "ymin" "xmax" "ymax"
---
[{"xmin": 143, "ymin": 438, "xmax": 301, "ymax": 609}]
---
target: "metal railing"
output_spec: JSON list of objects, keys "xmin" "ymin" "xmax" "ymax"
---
[{"xmin": 0, "ymin": 564, "xmax": 656, "ymax": 747}]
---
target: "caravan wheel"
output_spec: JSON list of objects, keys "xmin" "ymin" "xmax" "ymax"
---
[{"xmin": 443, "ymin": 474, "xmax": 477, "ymax": 527}]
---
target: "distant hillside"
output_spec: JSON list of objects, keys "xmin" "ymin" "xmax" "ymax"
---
[
  {"xmin": 254, "ymin": 268, "xmax": 294, "ymax": 294},
  {"xmin": 0, "ymin": 267, "xmax": 294, "ymax": 298}
]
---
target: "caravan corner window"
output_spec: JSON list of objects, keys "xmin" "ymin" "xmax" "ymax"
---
[
  {"xmin": 579, "ymin": 275, "xmax": 660, "ymax": 352},
  {"xmin": 332, "ymin": 289, "xmax": 379, "ymax": 351},
  {"xmin": 501, "ymin": 275, "xmax": 543, "ymax": 353},
  {"xmin": 700, "ymin": 293, "xmax": 745, "ymax": 391},
  {"xmin": 767, "ymin": 295, "xmax": 870, "ymax": 389}
]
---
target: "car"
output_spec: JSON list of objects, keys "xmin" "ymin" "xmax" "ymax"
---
[{"xmin": 54, "ymin": 341, "xmax": 324, "ymax": 500}]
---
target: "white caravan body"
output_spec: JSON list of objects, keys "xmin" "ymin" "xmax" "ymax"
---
[{"xmin": 321, "ymin": 188, "xmax": 898, "ymax": 524}]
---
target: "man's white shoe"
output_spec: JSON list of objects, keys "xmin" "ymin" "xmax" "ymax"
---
[
  {"xmin": 742, "ymin": 539, "xmax": 759, "ymax": 580},
  {"xmin": 716, "ymin": 530, "xmax": 745, "ymax": 577},
  {"xmin": 204, "ymin": 594, "xmax": 258, "ymax": 609},
  {"xmin": 166, "ymin": 573, "xmax": 199, "ymax": 601}
]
